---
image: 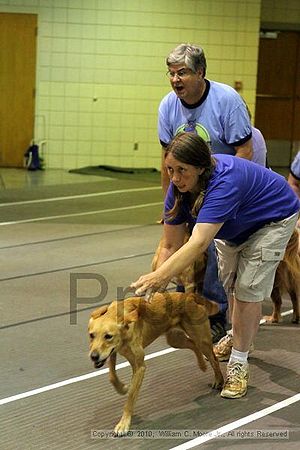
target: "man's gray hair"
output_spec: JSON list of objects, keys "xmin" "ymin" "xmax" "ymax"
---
[{"xmin": 166, "ymin": 43, "xmax": 207, "ymax": 77}]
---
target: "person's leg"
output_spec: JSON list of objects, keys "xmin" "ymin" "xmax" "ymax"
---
[
  {"xmin": 231, "ymin": 299, "xmax": 261, "ymax": 352},
  {"xmin": 221, "ymin": 213, "xmax": 298, "ymax": 399},
  {"xmin": 202, "ymin": 241, "xmax": 228, "ymax": 343},
  {"xmin": 214, "ymin": 293, "xmax": 257, "ymax": 362},
  {"xmin": 211, "ymin": 239, "xmax": 239, "ymax": 350},
  {"xmin": 220, "ymin": 298, "xmax": 262, "ymax": 399}
]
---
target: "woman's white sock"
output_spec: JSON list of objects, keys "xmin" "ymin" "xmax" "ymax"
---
[{"xmin": 229, "ymin": 347, "xmax": 248, "ymax": 364}]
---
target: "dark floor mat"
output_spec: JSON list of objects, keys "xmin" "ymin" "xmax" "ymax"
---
[
  {"xmin": 69, "ymin": 166, "xmax": 160, "ymax": 183},
  {"xmin": 98, "ymin": 165, "xmax": 158, "ymax": 174}
]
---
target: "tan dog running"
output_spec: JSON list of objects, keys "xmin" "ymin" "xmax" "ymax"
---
[{"xmin": 88, "ymin": 292, "xmax": 224, "ymax": 436}]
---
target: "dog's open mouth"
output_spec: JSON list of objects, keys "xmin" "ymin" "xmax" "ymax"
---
[
  {"xmin": 94, "ymin": 360, "xmax": 106, "ymax": 369},
  {"xmin": 93, "ymin": 348, "xmax": 115, "ymax": 369}
]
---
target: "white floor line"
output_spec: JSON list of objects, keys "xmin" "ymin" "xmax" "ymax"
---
[
  {"xmin": 170, "ymin": 393, "xmax": 300, "ymax": 450},
  {"xmin": 0, "ymin": 201, "xmax": 163, "ymax": 226},
  {"xmin": 0, "ymin": 186, "xmax": 161, "ymax": 207},
  {"xmin": 0, "ymin": 348, "xmax": 177, "ymax": 406}
]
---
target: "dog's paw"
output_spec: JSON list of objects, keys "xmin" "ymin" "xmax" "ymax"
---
[
  {"xmin": 263, "ymin": 315, "xmax": 279, "ymax": 324},
  {"xmin": 114, "ymin": 417, "xmax": 131, "ymax": 437},
  {"xmin": 211, "ymin": 377, "xmax": 224, "ymax": 390},
  {"xmin": 114, "ymin": 383, "xmax": 128, "ymax": 395},
  {"xmin": 120, "ymin": 384, "xmax": 129, "ymax": 395}
]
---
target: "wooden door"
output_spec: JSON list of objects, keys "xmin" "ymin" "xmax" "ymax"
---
[
  {"xmin": 255, "ymin": 31, "xmax": 300, "ymax": 167},
  {"xmin": 293, "ymin": 38, "xmax": 300, "ymax": 146},
  {"xmin": 0, "ymin": 13, "xmax": 37, "ymax": 167}
]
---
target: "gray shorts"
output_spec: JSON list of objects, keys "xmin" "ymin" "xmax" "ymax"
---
[{"xmin": 215, "ymin": 212, "xmax": 299, "ymax": 302}]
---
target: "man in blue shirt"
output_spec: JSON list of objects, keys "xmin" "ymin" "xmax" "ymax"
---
[
  {"xmin": 159, "ymin": 43, "xmax": 253, "ymax": 192},
  {"xmin": 158, "ymin": 43, "xmax": 253, "ymax": 342}
]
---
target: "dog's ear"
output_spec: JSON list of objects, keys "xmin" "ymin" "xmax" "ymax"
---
[
  {"xmin": 91, "ymin": 305, "xmax": 108, "ymax": 320},
  {"xmin": 123, "ymin": 308, "xmax": 139, "ymax": 325},
  {"xmin": 192, "ymin": 294, "xmax": 220, "ymax": 316}
]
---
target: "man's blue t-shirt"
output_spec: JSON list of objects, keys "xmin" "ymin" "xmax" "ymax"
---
[
  {"xmin": 158, "ymin": 80, "xmax": 252, "ymax": 154},
  {"xmin": 291, "ymin": 151, "xmax": 300, "ymax": 180},
  {"xmin": 165, "ymin": 154, "xmax": 300, "ymax": 245}
]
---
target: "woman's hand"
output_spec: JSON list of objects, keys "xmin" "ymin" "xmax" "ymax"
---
[
  {"xmin": 131, "ymin": 223, "xmax": 222, "ymax": 299},
  {"xmin": 130, "ymin": 271, "xmax": 170, "ymax": 299}
]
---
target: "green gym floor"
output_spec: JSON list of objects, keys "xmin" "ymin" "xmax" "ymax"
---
[{"xmin": 0, "ymin": 167, "xmax": 299, "ymax": 450}]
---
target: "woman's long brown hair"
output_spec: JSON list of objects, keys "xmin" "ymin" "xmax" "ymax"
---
[{"xmin": 165, "ymin": 132, "xmax": 215, "ymax": 220}]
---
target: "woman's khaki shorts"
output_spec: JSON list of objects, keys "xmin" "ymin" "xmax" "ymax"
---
[{"xmin": 215, "ymin": 212, "xmax": 299, "ymax": 302}]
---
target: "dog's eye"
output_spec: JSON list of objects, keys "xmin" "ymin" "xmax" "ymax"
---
[
  {"xmin": 104, "ymin": 333, "xmax": 113, "ymax": 340},
  {"xmin": 89, "ymin": 333, "xmax": 95, "ymax": 340}
]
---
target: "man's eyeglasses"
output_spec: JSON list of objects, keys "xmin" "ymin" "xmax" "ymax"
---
[{"xmin": 166, "ymin": 68, "xmax": 193, "ymax": 80}]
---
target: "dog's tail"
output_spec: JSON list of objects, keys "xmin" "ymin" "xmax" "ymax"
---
[
  {"xmin": 282, "ymin": 229, "xmax": 300, "ymax": 280},
  {"xmin": 192, "ymin": 293, "xmax": 219, "ymax": 316}
]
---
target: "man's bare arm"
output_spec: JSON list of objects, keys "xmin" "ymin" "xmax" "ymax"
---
[
  {"xmin": 288, "ymin": 172, "xmax": 300, "ymax": 198},
  {"xmin": 161, "ymin": 147, "xmax": 170, "ymax": 195},
  {"xmin": 234, "ymin": 138, "xmax": 253, "ymax": 160}
]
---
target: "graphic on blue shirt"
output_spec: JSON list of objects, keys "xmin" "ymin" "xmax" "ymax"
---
[{"xmin": 175, "ymin": 121, "xmax": 211, "ymax": 145}]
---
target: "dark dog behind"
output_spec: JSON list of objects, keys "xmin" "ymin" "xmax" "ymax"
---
[{"xmin": 266, "ymin": 229, "xmax": 300, "ymax": 324}]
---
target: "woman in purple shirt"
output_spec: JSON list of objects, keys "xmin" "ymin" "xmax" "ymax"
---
[{"xmin": 132, "ymin": 133, "xmax": 299, "ymax": 400}]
